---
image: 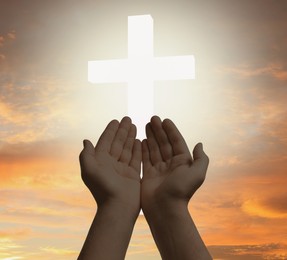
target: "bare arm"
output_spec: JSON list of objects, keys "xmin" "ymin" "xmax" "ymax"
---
[
  {"xmin": 141, "ymin": 116, "xmax": 212, "ymax": 260},
  {"xmin": 144, "ymin": 203, "xmax": 211, "ymax": 260},
  {"xmin": 78, "ymin": 203, "xmax": 137, "ymax": 260},
  {"xmin": 78, "ymin": 117, "xmax": 141, "ymax": 260}
]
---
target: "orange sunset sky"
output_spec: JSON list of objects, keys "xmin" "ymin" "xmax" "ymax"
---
[{"xmin": 0, "ymin": 0, "xmax": 287, "ymax": 259}]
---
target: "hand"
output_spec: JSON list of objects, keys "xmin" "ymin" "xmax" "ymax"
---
[
  {"xmin": 141, "ymin": 116, "xmax": 209, "ymax": 214},
  {"xmin": 79, "ymin": 117, "xmax": 142, "ymax": 217}
]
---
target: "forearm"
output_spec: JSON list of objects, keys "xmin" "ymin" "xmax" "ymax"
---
[
  {"xmin": 78, "ymin": 203, "xmax": 138, "ymax": 260},
  {"xmin": 145, "ymin": 203, "xmax": 212, "ymax": 260}
]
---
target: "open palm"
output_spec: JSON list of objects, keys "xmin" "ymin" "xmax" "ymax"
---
[
  {"xmin": 79, "ymin": 117, "xmax": 141, "ymax": 214},
  {"xmin": 141, "ymin": 116, "xmax": 209, "ymax": 213}
]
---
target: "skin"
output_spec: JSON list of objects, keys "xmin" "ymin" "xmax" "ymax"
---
[
  {"xmin": 78, "ymin": 116, "xmax": 212, "ymax": 260},
  {"xmin": 141, "ymin": 116, "xmax": 212, "ymax": 260},
  {"xmin": 78, "ymin": 117, "xmax": 141, "ymax": 260}
]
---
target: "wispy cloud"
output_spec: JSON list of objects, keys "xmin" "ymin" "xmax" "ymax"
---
[
  {"xmin": 242, "ymin": 194, "xmax": 287, "ymax": 219},
  {"xmin": 208, "ymin": 243, "xmax": 287, "ymax": 260},
  {"xmin": 40, "ymin": 246, "xmax": 78, "ymax": 256},
  {"xmin": 0, "ymin": 78, "xmax": 74, "ymax": 144},
  {"xmin": 0, "ymin": 229, "xmax": 32, "ymax": 240},
  {"xmin": 219, "ymin": 62, "xmax": 287, "ymax": 81},
  {"xmin": 0, "ymin": 238, "xmax": 24, "ymax": 260},
  {"xmin": 0, "ymin": 31, "xmax": 16, "ymax": 48}
]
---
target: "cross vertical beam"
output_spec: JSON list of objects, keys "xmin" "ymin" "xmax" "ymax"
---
[{"xmin": 128, "ymin": 15, "xmax": 153, "ymax": 140}]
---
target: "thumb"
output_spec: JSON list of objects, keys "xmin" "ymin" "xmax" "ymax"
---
[
  {"xmin": 83, "ymin": 139, "xmax": 95, "ymax": 153},
  {"xmin": 192, "ymin": 143, "xmax": 209, "ymax": 166}
]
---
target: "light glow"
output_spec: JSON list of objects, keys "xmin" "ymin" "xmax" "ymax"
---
[{"xmin": 88, "ymin": 14, "xmax": 195, "ymax": 139}]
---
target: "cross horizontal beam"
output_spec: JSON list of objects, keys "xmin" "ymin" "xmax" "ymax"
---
[{"xmin": 88, "ymin": 56, "xmax": 195, "ymax": 83}]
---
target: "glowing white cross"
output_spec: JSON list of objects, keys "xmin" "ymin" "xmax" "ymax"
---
[{"xmin": 88, "ymin": 14, "xmax": 195, "ymax": 139}]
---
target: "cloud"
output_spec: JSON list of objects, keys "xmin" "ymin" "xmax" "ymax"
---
[
  {"xmin": 0, "ymin": 138, "xmax": 81, "ymax": 190},
  {"xmin": 0, "ymin": 188, "xmax": 91, "ymax": 213},
  {"xmin": 189, "ymin": 158, "xmax": 287, "ymax": 245},
  {"xmin": 263, "ymin": 195, "xmax": 287, "ymax": 213},
  {"xmin": 0, "ymin": 139, "xmax": 72, "ymax": 162},
  {"xmin": 7, "ymin": 31, "xmax": 16, "ymax": 40},
  {"xmin": 0, "ymin": 31, "xmax": 16, "ymax": 63},
  {"xmin": 0, "ymin": 77, "xmax": 75, "ymax": 144},
  {"xmin": 220, "ymin": 62, "xmax": 287, "ymax": 81},
  {"xmin": 0, "ymin": 229, "xmax": 32, "ymax": 241},
  {"xmin": 0, "ymin": 258, "xmax": 24, "ymax": 260},
  {"xmin": 209, "ymin": 64, "xmax": 287, "ymax": 165},
  {"xmin": 208, "ymin": 243, "xmax": 287, "ymax": 260},
  {"xmin": 40, "ymin": 246, "xmax": 78, "ymax": 256},
  {"xmin": 0, "ymin": 189, "xmax": 92, "ymax": 259},
  {"xmin": 0, "ymin": 75, "xmax": 95, "ymax": 147},
  {"xmin": 0, "ymin": 31, "xmax": 16, "ymax": 47},
  {"xmin": 0, "ymin": 238, "xmax": 24, "ymax": 260},
  {"xmin": 0, "ymin": 36, "xmax": 4, "ymax": 47},
  {"xmin": 0, "ymin": 239, "xmax": 78, "ymax": 260},
  {"xmin": 242, "ymin": 195, "xmax": 287, "ymax": 219},
  {"xmin": 0, "ymin": 97, "xmax": 37, "ymax": 126},
  {"xmin": 0, "ymin": 31, "xmax": 16, "ymax": 66}
]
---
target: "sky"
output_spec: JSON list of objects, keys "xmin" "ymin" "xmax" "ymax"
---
[{"xmin": 0, "ymin": 0, "xmax": 287, "ymax": 259}]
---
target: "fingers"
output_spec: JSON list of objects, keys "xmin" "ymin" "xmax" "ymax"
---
[
  {"xmin": 110, "ymin": 117, "xmax": 132, "ymax": 160},
  {"xmin": 142, "ymin": 139, "xmax": 152, "ymax": 173},
  {"xmin": 150, "ymin": 116, "xmax": 173, "ymax": 161},
  {"xmin": 162, "ymin": 118, "xmax": 190, "ymax": 156},
  {"xmin": 146, "ymin": 122, "xmax": 163, "ymax": 165},
  {"xmin": 98, "ymin": 117, "xmax": 141, "ymax": 169},
  {"xmin": 129, "ymin": 139, "xmax": 142, "ymax": 173},
  {"xmin": 94, "ymin": 116, "xmax": 194, "ymax": 169},
  {"xmin": 145, "ymin": 116, "xmax": 191, "ymax": 164},
  {"xmin": 95, "ymin": 119, "xmax": 119, "ymax": 153},
  {"xmin": 119, "ymin": 124, "xmax": 136, "ymax": 163}
]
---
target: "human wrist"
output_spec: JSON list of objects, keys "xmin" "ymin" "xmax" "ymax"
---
[
  {"xmin": 97, "ymin": 199, "xmax": 140, "ymax": 223},
  {"xmin": 143, "ymin": 199, "xmax": 189, "ymax": 224},
  {"xmin": 78, "ymin": 199, "xmax": 139, "ymax": 260},
  {"xmin": 143, "ymin": 201, "xmax": 212, "ymax": 260}
]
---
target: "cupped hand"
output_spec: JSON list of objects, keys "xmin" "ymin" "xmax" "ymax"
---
[
  {"xmin": 141, "ymin": 116, "xmax": 209, "ymax": 214},
  {"xmin": 79, "ymin": 117, "xmax": 142, "ymax": 216}
]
